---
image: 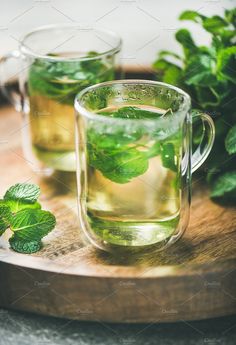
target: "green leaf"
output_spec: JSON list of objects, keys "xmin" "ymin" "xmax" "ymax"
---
[
  {"xmin": 3, "ymin": 183, "xmax": 41, "ymax": 213},
  {"xmin": 158, "ymin": 50, "xmax": 181, "ymax": 60},
  {"xmin": 225, "ymin": 125, "xmax": 236, "ymax": 154},
  {"xmin": 87, "ymin": 106, "xmax": 177, "ymax": 184},
  {"xmin": 153, "ymin": 58, "xmax": 174, "ymax": 71},
  {"xmin": 10, "ymin": 209, "xmax": 56, "ymax": 241},
  {"xmin": 0, "ymin": 182, "xmax": 56, "ymax": 253},
  {"xmin": 153, "ymin": 8, "xmax": 236, "ymax": 204},
  {"xmin": 185, "ymin": 54, "xmax": 217, "ymax": 86},
  {"xmin": 179, "ymin": 10, "xmax": 205, "ymax": 23},
  {"xmin": 4, "ymin": 183, "xmax": 40, "ymax": 204},
  {"xmin": 161, "ymin": 143, "xmax": 177, "ymax": 172},
  {"xmin": 225, "ymin": 8, "xmax": 236, "ymax": 27},
  {"xmin": 0, "ymin": 205, "xmax": 12, "ymax": 235},
  {"xmin": 152, "ymin": 58, "xmax": 183, "ymax": 86},
  {"xmin": 0, "ymin": 199, "xmax": 41, "ymax": 214},
  {"xmin": 28, "ymin": 53, "xmax": 115, "ymax": 105},
  {"xmin": 108, "ymin": 106, "xmax": 165, "ymax": 119},
  {"xmin": 217, "ymin": 46, "xmax": 236, "ymax": 84},
  {"xmin": 203, "ymin": 15, "xmax": 228, "ymax": 34},
  {"xmin": 101, "ymin": 149, "xmax": 149, "ymax": 184},
  {"xmin": 175, "ymin": 29, "xmax": 197, "ymax": 57},
  {"xmin": 210, "ymin": 171, "xmax": 236, "ymax": 198},
  {"xmin": 162, "ymin": 65, "xmax": 183, "ymax": 85},
  {"xmin": 9, "ymin": 237, "xmax": 42, "ymax": 254}
]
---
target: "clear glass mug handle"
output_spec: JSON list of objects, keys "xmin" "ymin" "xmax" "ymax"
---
[
  {"xmin": 0, "ymin": 50, "xmax": 22, "ymax": 111},
  {"xmin": 191, "ymin": 110, "xmax": 215, "ymax": 172}
]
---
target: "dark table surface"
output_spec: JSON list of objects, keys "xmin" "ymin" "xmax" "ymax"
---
[{"xmin": 0, "ymin": 308, "xmax": 235, "ymax": 345}]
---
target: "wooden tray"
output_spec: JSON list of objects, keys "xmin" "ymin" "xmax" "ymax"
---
[{"xmin": 0, "ymin": 106, "xmax": 236, "ymax": 323}]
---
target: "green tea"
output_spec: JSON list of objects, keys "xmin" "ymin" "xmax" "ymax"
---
[
  {"xmin": 28, "ymin": 52, "xmax": 115, "ymax": 171},
  {"xmin": 85, "ymin": 105, "xmax": 182, "ymax": 250}
]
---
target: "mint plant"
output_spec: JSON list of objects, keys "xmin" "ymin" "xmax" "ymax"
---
[
  {"xmin": 0, "ymin": 183, "xmax": 56, "ymax": 253},
  {"xmin": 153, "ymin": 8, "xmax": 236, "ymax": 201}
]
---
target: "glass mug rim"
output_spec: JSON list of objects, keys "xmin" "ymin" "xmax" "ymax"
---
[
  {"xmin": 19, "ymin": 23, "xmax": 122, "ymax": 61},
  {"xmin": 74, "ymin": 79, "xmax": 191, "ymax": 125}
]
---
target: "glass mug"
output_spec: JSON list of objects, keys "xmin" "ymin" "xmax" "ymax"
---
[
  {"xmin": 0, "ymin": 24, "xmax": 121, "ymax": 175},
  {"xmin": 75, "ymin": 80, "xmax": 215, "ymax": 253}
]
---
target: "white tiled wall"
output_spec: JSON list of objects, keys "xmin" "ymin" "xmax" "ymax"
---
[{"xmin": 0, "ymin": 0, "xmax": 234, "ymax": 67}]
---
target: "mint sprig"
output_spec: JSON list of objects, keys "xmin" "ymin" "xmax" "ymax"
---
[
  {"xmin": 0, "ymin": 183, "xmax": 56, "ymax": 253},
  {"xmin": 28, "ymin": 51, "xmax": 115, "ymax": 105},
  {"xmin": 87, "ymin": 106, "xmax": 179, "ymax": 184},
  {"xmin": 153, "ymin": 7, "xmax": 236, "ymax": 202}
]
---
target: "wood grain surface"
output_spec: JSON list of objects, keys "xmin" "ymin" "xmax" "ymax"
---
[{"xmin": 0, "ymin": 106, "xmax": 236, "ymax": 323}]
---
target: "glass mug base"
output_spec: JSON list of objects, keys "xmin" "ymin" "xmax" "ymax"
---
[
  {"xmin": 86, "ymin": 214, "xmax": 181, "ymax": 254},
  {"xmin": 32, "ymin": 147, "xmax": 76, "ymax": 173},
  {"xmin": 22, "ymin": 131, "xmax": 76, "ymax": 175}
]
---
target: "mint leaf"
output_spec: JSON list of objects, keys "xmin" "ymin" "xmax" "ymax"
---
[
  {"xmin": 10, "ymin": 209, "xmax": 56, "ymax": 241},
  {"xmin": 225, "ymin": 125, "xmax": 236, "ymax": 155},
  {"xmin": 225, "ymin": 8, "xmax": 236, "ymax": 26},
  {"xmin": 0, "ymin": 205, "xmax": 12, "ymax": 235},
  {"xmin": 87, "ymin": 106, "xmax": 179, "ymax": 184},
  {"xmin": 111, "ymin": 106, "xmax": 164, "ymax": 119},
  {"xmin": 152, "ymin": 59, "xmax": 183, "ymax": 86},
  {"xmin": 3, "ymin": 183, "xmax": 41, "ymax": 213},
  {"xmin": 162, "ymin": 65, "xmax": 183, "ymax": 85},
  {"xmin": 217, "ymin": 46, "xmax": 236, "ymax": 84},
  {"xmin": 175, "ymin": 29, "xmax": 197, "ymax": 57},
  {"xmin": 100, "ymin": 106, "xmax": 166, "ymax": 119},
  {"xmin": 210, "ymin": 171, "xmax": 236, "ymax": 198},
  {"xmin": 158, "ymin": 50, "xmax": 181, "ymax": 60},
  {"xmin": 203, "ymin": 16, "xmax": 228, "ymax": 34},
  {"xmin": 0, "ymin": 183, "xmax": 56, "ymax": 254},
  {"xmin": 161, "ymin": 143, "xmax": 177, "ymax": 172},
  {"xmin": 9, "ymin": 237, "xmax": 41, "ymax": 254},
  {"xmin": 28, "ymin": 52, "xmax": 115, "ymax": 105},
  {"xmin": 179, "ymin": 10, "xmax": 205, "ymax": 23},
  {"xmin": 4, "ymin": 183, "xmax": 40, "ymax": 204},
  {"xmin": 3, "ymin": 200, "xmax": 41, "ymax": 213},
  {"xmin": 185, "ymin": 54, "xmax": 217, "ymax": 86},
  {"xmin": 101, "ymin": 149, "xmax": 149, "ymax": 184}
]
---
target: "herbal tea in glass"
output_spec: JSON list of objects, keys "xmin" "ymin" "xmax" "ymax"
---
[
  {"xmin": 28, "ymin": 52, "xmax": 116, "ymax": 171},
  {"xmin": 1, "ymin": 25, "xmax": 121, "ymax": 174},
  {"xmin": 75, "ymin": 81, "xmax": 215, "ymax": 253},
  {"xmin": 86, "ymin": 105, "xmax": 181, "ymax": 248}
]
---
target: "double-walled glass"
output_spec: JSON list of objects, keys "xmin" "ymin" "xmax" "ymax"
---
[
  {"xmin": 75, "ymin": 80, "xmax": 215, "ymax": 253},
  {"xmin": 0, "ymin": 24, "xmax": 121, "ymax": 174}
]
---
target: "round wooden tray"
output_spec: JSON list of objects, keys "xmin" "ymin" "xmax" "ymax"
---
[{"xmin": 0, "ymin": 107, "xmax": 236, "ymax": 322}]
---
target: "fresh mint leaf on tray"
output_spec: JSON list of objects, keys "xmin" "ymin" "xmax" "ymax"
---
[
  {"xmin": 0, "ymin": 183, "xmax": 56, "ymax": 253},
  {"xmin": 4, "ymin": 183, "xmax": 40, "ymax": 203},
  {"xmin": 3, "ymin": 183, "xmax": 41, "ymax": 213},
  {"xmin": 9, "ymin": 238, "xmax": 42, "ymax": 254}
]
